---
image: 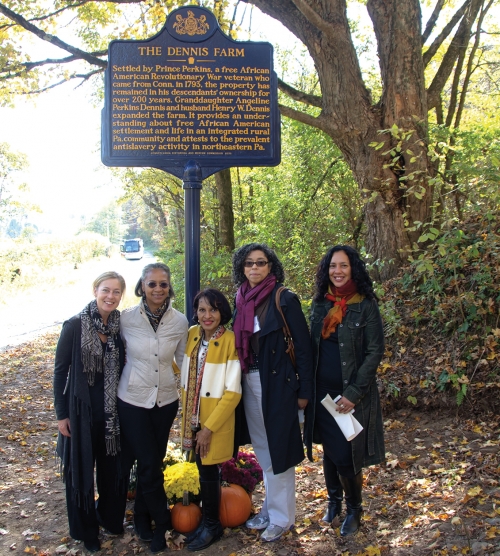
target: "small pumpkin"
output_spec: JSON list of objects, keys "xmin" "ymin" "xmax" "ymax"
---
[
  {"xmin": 171, "ymin": 501, "xmax": 202, "ymax": 534},
  {"xmin": 219, "ymin": 483, "xmax": 252, "ymax": 528}
]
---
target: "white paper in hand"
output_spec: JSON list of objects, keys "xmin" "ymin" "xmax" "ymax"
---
[{"xmin": 321, "ymin": 393, "xmax": 363, "ymax": 441}]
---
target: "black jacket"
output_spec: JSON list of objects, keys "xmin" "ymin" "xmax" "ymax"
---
[
  {"xmin": 305, "ymin": 297, "xmax": 386, "ymax": 474},
  {"xmin": 53, "ymin": 315, "xmax": 125, "ymax": 507},
  {"xmin": 239, "ymin": 284, "xmax": 313, "ymax": 475}
]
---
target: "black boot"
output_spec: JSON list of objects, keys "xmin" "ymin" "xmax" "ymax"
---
[
  {"xmin": 184, "ymin": 519, "xmax": 204, "ymax": 544},
  {"xmin": 134, "ymin": 482, "xmax": 154, "ymax": 541},
  {"xmin": 142, "ymin": 489, "xmax": 171, "ymax": 553},
  {"xmin": 187, "ymin": 481, "xmax": 223, "ymax": 552},
  {"xmin": 322, "ymin": 457, "xmax": 343, "ymax": 524},
  {"xmin": 339, "ymin": 472, "xmax": 363, "ymax": 536}
]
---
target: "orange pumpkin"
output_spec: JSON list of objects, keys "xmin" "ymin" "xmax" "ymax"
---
[
  {"xmin": 171, "ymin": 502, "xmax": 202, "ymax": 534},
  {"xmin": 219, "ymin": 484, "xmax": 252, "ymax": 528}
]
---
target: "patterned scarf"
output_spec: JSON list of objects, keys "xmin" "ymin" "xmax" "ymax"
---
[
  {"xmin": 233, "ymin": 274, "xmax": 277, "ymax": 373},
  {"xmin": 182, "ymin": 325, "xmax": 225, "ymax": 454},
  {"xmin": 142, "ymin": 296, "xmax": 169, "ymax": 331},
  {"xmin": 321, "ymin": 280, "xmax": 364, "ymax": 339},
  {"xmin": 80, "ymin": 299, "xmax": 121, "ymax": 455}
]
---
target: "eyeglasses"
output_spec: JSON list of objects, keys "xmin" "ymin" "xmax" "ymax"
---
[
  {"xmin": 146, "ymin": 281, "xmax": 169, "ymax": 289},
  {"xmin": 244, "ymin": 260, "xmax": 269, "ymax": 268}
]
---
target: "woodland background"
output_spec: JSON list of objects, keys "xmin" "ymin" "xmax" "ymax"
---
[{"xmin": 0, "ymin": 1, "xmax": 499, "ymax": 554}]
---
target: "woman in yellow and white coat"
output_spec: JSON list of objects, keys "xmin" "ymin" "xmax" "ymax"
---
[{"xmin": 180, "ymin": 288, "xmax": 242, "ymax": 552}]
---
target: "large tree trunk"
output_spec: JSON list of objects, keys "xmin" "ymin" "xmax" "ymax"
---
[
  {"xmin": 214, "ymin": 168, "xmax": 235, "ymax": 251},
  {"xmin": 245, "ymin": 0, "xmax": 433, "ymax": 279}
]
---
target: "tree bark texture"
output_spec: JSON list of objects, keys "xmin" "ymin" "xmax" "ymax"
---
[
  {"xmin": 243, "ymin": 0, "xmax": 434, "ymax": 279},
  {"xmin": 214, "ymin": 168, "xmax": 235, "ymax": 251}
]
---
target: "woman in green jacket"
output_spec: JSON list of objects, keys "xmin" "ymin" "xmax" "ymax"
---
[
  {"xmin": 305, "ymin": 245, "xmax": 385, "ymax": 536},
  {"xmin": 180, "ymin": 288, "xmax": 242, "ymax": 552}
]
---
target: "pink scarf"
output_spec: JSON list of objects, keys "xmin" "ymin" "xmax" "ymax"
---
[{"xmin": 234, "ymin": 274, "xmax": 277, "ymax": 372}]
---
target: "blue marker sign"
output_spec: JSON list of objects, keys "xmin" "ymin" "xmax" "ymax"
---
[{"xmin": 102, "ymin": 6, "xmax": 280, "ymax": 179}]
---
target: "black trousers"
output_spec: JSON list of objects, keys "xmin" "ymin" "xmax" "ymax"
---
[
  {"xmin": 118, "ymin": 399, "xmax": 179, "ymax": 527},
  {"xmin": 315, "ymin": 385, "xmax": 356, "ymax": 478},
  {"xmin": 195, "ymin": 453, "xmax": 219, "ymax": 482},
  {"xmin": 65, "ymin": 420, "xmax": 127, "ymax": 541}
]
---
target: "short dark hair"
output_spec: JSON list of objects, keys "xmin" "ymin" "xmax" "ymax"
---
[
  {"xmin": 193, "ymin": 288, "xmax": 232, "ymax": 326},
  {"xmin": 314, "ymin": 245, "xmax": 378, "ymax": 302},
  {"xmin": 134, "ymin": 262, "xmax": 175, "ymax": 298},
  {"xmin": 231, "ymin": 243, "xmax": 285, "ymax": 287}
]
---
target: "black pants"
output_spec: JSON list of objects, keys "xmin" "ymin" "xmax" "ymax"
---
[
  {"xmin": 65, "ymin": 420, "xmax": 127, "ymax": 541},
  {"xmin": 118, "ymin": 399, "xmax": 179, "ymax": 527},
  {"xmin": 315, "ymin": 386, "xmax": 356, "ymax": 478},
  {"xmin": 196, "ymin": 453, "xmax": 219, "ymax": 482}
]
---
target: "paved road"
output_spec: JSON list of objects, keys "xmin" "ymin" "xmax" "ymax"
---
[{"xmin": 0, "ymin": 252, "xmax": 156, "ymax": 350}]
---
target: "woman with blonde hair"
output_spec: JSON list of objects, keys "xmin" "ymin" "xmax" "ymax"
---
[{"xmin": 54, "ymin": 271, "xmax": 128, "ymax": 553}]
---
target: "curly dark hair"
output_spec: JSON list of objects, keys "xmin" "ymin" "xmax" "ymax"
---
[
  {"xmin": 134, "ymin": 262, "xmax": 175, "ymax": 299},
  {"xmin": 192, "ymin": 288, "xmax": 232, "ymax": 326},
  {"xmin": 314, "ymin": 245, "xmax": 378, "ymax": 302},
  {"xmin": 231, "ymin": 243, "xmax": 285, "ymax": 287}
]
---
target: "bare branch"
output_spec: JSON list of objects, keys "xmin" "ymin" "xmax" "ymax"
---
[
  {"xmin": 290, "ymin": 0, "xmax": 335, "ymax": 41},
  {"xmin": 422, "ymin": 0, "xmax": 446, "ymax": 44},
  {"xmin": 427, "ymin": 0, "xmax": 484, "ymax": 109},
  {"xmin": 278, "ymin": 77, "xmax": 322, "ymax": 108},
  {"xmin": 278, "ymin": 102, "xmax": 327, "ymax": 132},
  {"xmin": 0, "ymin": 2, "xmax": 107, "ymax": 68},
  {"xmin": 423, "ymin": 0, "xmax": 470, "ymax": 68}
]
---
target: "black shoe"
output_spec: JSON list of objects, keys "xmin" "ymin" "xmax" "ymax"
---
[
  {"xmin": 134, "ymin": 524, "xmax": 154, "ymax": 542},
  {"xmin": 187, "ymin": 480, "xmax": 223, "ymax": 552},
  {"xmin": 150, "ymin": 527, "xmax": 167, "ymax": 553},
  {"xmin": 321, "ymin": 456, "xmax": 343, "ymax": 524},
  {"xmin": 339, "ymin": 472, "xmax": 363, "ymax": 536},
  {"xmin": 183, "ymin": 519, "xmax": 204, "ymax": 543},
  {"xmin": 187, "ymin": 524, "xmax": 223, "ymax": 552},
  {"xmin": 84, "ymin": 538, "xmax": 101, "ymax": 552}
]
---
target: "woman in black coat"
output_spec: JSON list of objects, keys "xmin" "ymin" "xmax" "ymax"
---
[
  {"xmin": 232, "ymin": 243, "xmax": 312, "ymax": 543},
  {"xmin": 53, "ymin": 271, "xmax": 128, "ymax": 553},
  {"xmin": 306, "ymin": 246, "xmax": 385, "ymax": 536}
]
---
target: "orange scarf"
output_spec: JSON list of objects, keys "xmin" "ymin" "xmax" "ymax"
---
[{"xmin": 321, "ymin": 280, "xmax": 364, "ymax": 339}]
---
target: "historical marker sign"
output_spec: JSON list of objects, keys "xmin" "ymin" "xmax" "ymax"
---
[{"xmin": 101, "ymin": 6, "xmax": 280, "ymax": 179}]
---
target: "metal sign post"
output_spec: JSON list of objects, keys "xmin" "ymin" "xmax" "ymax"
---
[{"xmin": 101, "ymin": 5, "xmax": 280, "ymax": 319}]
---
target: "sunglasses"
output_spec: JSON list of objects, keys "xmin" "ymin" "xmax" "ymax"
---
[
  {"xmin": 244, "ymin": 260, "xmax": 269, "ymax": 268},
  {"xmin": 145, "ymin": 281, "xmax": 169, "ymax": 289}
]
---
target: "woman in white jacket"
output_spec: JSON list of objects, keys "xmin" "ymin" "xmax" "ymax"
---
[{"xmin": 118, "ymin": 263, "xmax": 188, "ymax": 553}]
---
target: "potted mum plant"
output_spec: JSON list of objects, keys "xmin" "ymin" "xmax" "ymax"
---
[
  {"xmin": 219, "ymin": 450, "xmax": 263, "ymax": 495},
  {"xmin": 163, "ymin": 461, "xmax": 202, "ymax": 534}
]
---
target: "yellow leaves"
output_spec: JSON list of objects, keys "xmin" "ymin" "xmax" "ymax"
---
[
  {"xmin": 485, "ymin": 526, "xmax": 498, "ymax": 539},
  {"xmin": 468, "ymin": 486, "xmax": 482, "ymax": 496}
]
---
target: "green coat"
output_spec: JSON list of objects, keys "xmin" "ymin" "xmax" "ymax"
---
[{"xmin": 304, "ymin": 297, "xmax": 386, "ymax": 474}]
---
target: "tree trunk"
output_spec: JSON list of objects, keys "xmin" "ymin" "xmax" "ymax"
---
[
  {"xmin": 245, "ymin": 0, "xmax": 433, "ymax": 279},
  {"xmin": 214, "ymin": 168, "xmax": 235, "ymax": 251}
]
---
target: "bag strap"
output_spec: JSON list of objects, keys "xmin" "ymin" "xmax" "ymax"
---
[{"xmin": 275, "ymin": 287, "xmax": 296, "ymax": 369}]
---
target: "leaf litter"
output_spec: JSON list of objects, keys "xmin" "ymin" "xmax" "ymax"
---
[{"xmin": 1, "ymin": 332, "xmax": 499, "ymax": 555}]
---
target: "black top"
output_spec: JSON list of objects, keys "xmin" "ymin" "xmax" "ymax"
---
[{"xmin": 316, "ymin": 329, "xmax": 343, "ymax": 394}]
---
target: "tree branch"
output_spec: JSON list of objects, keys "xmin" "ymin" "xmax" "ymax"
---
[
  {"xmin": 278, "ymin": 77, "xmax": 322, "ymax": 107},
  {"xmin": 0, "ymin": 2, "xmax": 107, "ymax": 68},
  {"xmin": 423, "ymin": 0, "xmax": 470, "ymax": 68},
  {"xmin": 422, "ymin": 0, "xmax": 446, "ymax": 44},
  {"xmin": 278, "ymin": 102, "xmax": 326, "ymax": 131},
  {"xmin": 426, "ymin": 0, "xmax": 484, "ymax": 109},
  {"xmin": 290, "ymin": 0, "xmax": 335, "ymax": 41}
]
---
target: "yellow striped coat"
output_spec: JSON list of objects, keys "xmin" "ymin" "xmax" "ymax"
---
[{"xmin": 180, "ymin": 326, "xmax": 242, "ymax": 465}]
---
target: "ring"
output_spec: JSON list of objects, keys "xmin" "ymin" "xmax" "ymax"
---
[{"xmin": 340, "ymin": 404, "xmax": 344, "ymax": 408}]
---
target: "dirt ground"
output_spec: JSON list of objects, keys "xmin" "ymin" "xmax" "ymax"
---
[{"xmin": 1, "ymin": 333, "xmax": 499, "ymax": 556}]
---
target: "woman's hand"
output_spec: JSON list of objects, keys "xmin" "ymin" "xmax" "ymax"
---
[
  {"xmin": 195, "ymin": 427, "xmax": 212, "ymax": 459},
  {"xmin": 298, "ymin": 398, "xmax": 308, "ymax": 410},
  {"xmin": 335, "ymin": 396, "xmax": 354, "ymax": 414},
  {"xmin": 58, "ymin": 418, "xmax": 71, "ymax": 437}
]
